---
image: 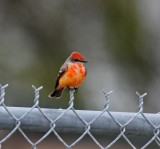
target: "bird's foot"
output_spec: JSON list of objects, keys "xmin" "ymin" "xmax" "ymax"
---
[
  {"xmin": 66, "ymin": 86, "xmax": 78, "ymax": 93},
  {"xmin": 66, "ymin": 86, "xmax": 70, "ymax": 91}
]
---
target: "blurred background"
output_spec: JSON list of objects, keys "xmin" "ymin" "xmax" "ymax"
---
[{"xmin": 0, "ymin": 0, "xmax": 160, "ymax": 148}]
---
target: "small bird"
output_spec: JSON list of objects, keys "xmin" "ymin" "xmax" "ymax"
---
[{"xmin": 49, "ymin": 52, "xmax": 88, "ymax": 98}]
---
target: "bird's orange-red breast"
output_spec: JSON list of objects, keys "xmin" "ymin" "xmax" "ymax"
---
[{"xmin": 49, "ymin": 52, "xmax": 87, "ymax": 98}]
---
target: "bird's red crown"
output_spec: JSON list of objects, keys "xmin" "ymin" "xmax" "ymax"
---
[{"xmin": 70, "ymin": 52, "xmax": 85, "ymax": 60}]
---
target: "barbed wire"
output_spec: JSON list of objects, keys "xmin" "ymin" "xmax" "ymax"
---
[{"xmin": 0, "ymin": 84, "xmax": 160, "ymax": 149}]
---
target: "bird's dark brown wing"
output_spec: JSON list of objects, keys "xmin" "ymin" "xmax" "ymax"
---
[
  {"xmin": 54, "ymin": 63, "xmax": 68, "ymax": 89},
  {"xmin": 85, "ymin": 68, "xmax": 87, "ymax": 76}
]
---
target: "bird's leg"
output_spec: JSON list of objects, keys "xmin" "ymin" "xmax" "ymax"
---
[
  {"xmin": 66, "ymin": 86, "xmax": 70, "ymax": 91},
  {"xmin": 66, "ymin": 86, "xmax": 78, "ymax": 93},
  {"xmin": 74, "ymin": 87, "xmax": 78, "ymax": 93}
]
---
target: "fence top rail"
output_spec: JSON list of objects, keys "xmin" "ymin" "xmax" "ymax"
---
[{"xmin": 0, "ymin": 106, "xmax": 159, "ymax": 137}]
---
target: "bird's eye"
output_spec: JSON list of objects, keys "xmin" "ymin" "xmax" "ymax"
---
[{"xmin": 74, "ymin": 59, "xmax": 79, "ymax": 62}]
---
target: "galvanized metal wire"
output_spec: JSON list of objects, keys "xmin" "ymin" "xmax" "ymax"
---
[{"xmin": 0, "ymin": 84, "xmax": 160, "ymax": 149}]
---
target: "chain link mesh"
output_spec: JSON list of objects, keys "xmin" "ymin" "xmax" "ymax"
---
[{"xmin": 0, "ymin": 84, "xmax": 160, "ymax": 149}]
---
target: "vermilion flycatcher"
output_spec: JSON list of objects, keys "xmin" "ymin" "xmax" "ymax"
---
[{"xmin": 49, "ymin": 52, "xmax": 87, "ymax": 98}]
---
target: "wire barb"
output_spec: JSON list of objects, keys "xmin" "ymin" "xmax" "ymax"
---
[
  {"xmin": 103, "ymin": 90, "xmax": 113, "ymax": 109},
  {"xmin": 0, "ymin": 84, "xmax": 9, "ymax": 104},
  {"xmin": 136, "ymin": 92, "xmax": 147, "ymax": 112},
  {"xmin": 32, "ymin": 85, "xmax": 43, "ymax": 104},
  {"xmin": 69, "ymin": 89, "xmax": 75, "ymax": 106}
]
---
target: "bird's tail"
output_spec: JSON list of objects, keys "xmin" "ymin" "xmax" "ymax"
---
[{"xmin": 48, "ymin": 88, "xmax": 64, "ymax": 98}]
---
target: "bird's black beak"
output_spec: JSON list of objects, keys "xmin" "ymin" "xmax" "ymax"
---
[
  {"xmin": 81, "ymin": 60, "xmax": 88, "ymax": 63},
  {"xmin": 74, "ymin": 59, "xmax": 88, "ymax": 63}
]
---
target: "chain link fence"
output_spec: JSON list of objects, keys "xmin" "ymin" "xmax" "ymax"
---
[{"xmin": 0, "ymin": 84, "xmax": 160, "ymax": 149}]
